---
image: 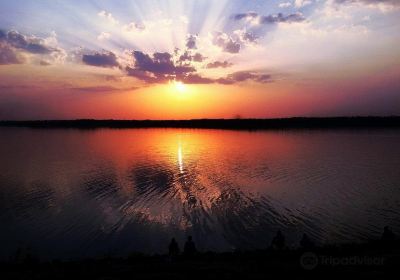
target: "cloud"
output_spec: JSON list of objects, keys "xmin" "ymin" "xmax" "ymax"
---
[
  {"xmin": 82, "ymin": 51, "xmax": 119, "ymax": 68},
  {"xmin": 1, "ymin": 30, "xmax": 56, "ymax": 55},
  {"xmin": 233, "ymin": 12, "xmax": 306, "ymax": 25},
  {"xmin": 0, "ymin": 30, "xmax": 65, "ymax": 65},
  {"xmin": 97, "ymin": 32, "xmax": 111, "ymax": 41},
  {"xmin": 295, "ymin": 0, "xmax": 313, "ymax": 8},
  {"xmin": 234, "ymin": 30, "xmax": 259, "ymax": 43},
  {"xmin": 232, "ymin": 12, "xmax": 258, "ymax": 21},
  {"xmin": 206, "ymin": 61, "xmax": 233, "ymax": 69},
  {"xmin": 126, "ymin": 50, "xmax": 196, "ymax": 83},
  {"xmin": 333, "ymin": 0, "xmax": 400, "ymax": 11},
  {"xmin": 182, "ymin": 71, "xmax": 272, "ymax": 85},
  {"xmin": 98, "ymin": 10, "xmax": 119, "ymax": 25},
  {"xmin": 279, "ymin": 2, "xmax": 292, "ymax": 8},
  {"xmin": 335, "ymin": 0, "xmax": 399, "ymax": 4},
  {"xmin": 260, "ymin": 13, "xmax": 306, "ymax": 24},
  {"xmin": 123, "ymin": 22, "xmax": 145, "ymax": 32},
  {"xmin": 39, "ymin": 60, "xmax": 51, "ymax": 66},
  {"xmin": 181, "ymin": 74, "xmax": 215, "ymax": 84},
  {"xmin": 212, "ymin": 32, "xmax": 241, "ymax": 53},
  {"xmin": 69, "ymin": 86, "xmax": 138, "ymax": 93},
  {"xmin": 186, "ymin": 35, "xmax": 197, "ymax": 49},
  {"xmin": 0, "ymin": 42, "xmax": 22, "ymax": 65},
  {"xmin": 178, "ymin": 51, "xmax": 206, "ymax": 63},
  {"xmin": 124, "ymin": 49, "xmax": 271, "ymax": 85},
  {"xmin": 217, "ymin": 72, "xmax": 273, "ymax": 84}
]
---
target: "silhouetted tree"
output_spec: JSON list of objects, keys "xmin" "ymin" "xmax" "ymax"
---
[
  {"xmin": 381, "ymin": 226, "xmax": 396, "ymax": 244},
  {"xmin": 184, "ymin": 236, "xmax": 197, "ymax": 256},
  {"xmin": 169, "ymin": 238, "xmax": 180, "ymax": 256},
  {"xmin": 271, "ymin": 230, "xmax": 285, "ymax": 250}
]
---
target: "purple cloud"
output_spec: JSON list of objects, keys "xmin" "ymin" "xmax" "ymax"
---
[
  {"xmin": 232, "ymin": 12, "xmax": 258, "ymax": 21},
  {"xmin": 125, "ymin": 50, "xmax": 271, "ymax": 85},
  {"xmin": 178, "ymin": 51, "xmax": 206, "ymax": 63},
  {"xmin": 206, "ymin": 61, "xmax": 233, "ymax": 69},
  {"xmin": 186, "ymin": 35, "xmax": 197, "ymax": 49},
  {"xmin": 0, "ymin": 42, "xmax": 21, "ymax": 65},
  {"xmin": 232, "ymin": 12, "xmax": 305, "ymax": 25},
  {"xmin": 217, "ymin": 71, "xmax": 272, "ymax": 84},
  {"xmin": 213, "ymin": 32, "xmax": 241, "ymax": 53},
  {"xmin": 1, "ymin": 30, "xmax": 55, "ymax": 54},
  {"xmin": 82, "ymin": 52, "xmax": 119, "ymax": 68},
  {"xmin": 260, "ymin": 13, "xmax": 305, "ymax": 24},
  {"xmin": 126, "ymin": 50, "xmax": 196, "ymax": 83}
]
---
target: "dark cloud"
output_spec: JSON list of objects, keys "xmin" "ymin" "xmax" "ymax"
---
[
  {"xmin": 1, "ymin": 30, "xmax": 55, "ymax": 54},
  {"xmin": 0, "ymin": 30, "xmax": 6, "ymax": 39},
  {"xmin": 125, "ymin": 50, "xmax": 271, "ymax": 85},
  {"xmin": 217, "ymin": 71, "xmax": 272, "ymax": 84},
  {"xmin": 178, "ymin": 51, "xmax": 206, "ymax": 63},
  {"xmin": 125, "ymin": 67, "xmax": 159, "ymax": 83},
  {"xmin": 186, "ymin": 35, "xmax": 197, "ymax": 49},
  {"xmin": 182, "ymin": 71, "xmax": 272, "ymax": 85},
  {"xmin": 213, "ymin": 32, "xmax": 241, "ymax": 53},
  {"xmin": 82, "ymin": 52, "xmax": 119, "ymax": 68},
  {"xmin": 134, "ymin": 51, "xmax": 195, "ymax": 76},
  {"xmin": 206, "ymin": 61, "xmax": 233, "ymax": 69},
  {"xmin": 126, "ymin": 50, "xmax": 196, "ymax": 83},
  {"xmin": 260, "ymin": 13, "xmax": 305, "ymax": 24},
  {"xmin": 232, "ymin": 12, "xmax": 305, "ymax": 24},
  {"xmin": 182, "ymin": 74, "xmax": 215, "ymax": 84},
  {"xmin": 232, "ymin": 12, "xmax": 258, "ymax": 21}
]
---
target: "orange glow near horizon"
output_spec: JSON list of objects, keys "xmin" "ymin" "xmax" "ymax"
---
[{"xmin": 1, "ymin": 63, "xmax": 400, "ymax": 120}]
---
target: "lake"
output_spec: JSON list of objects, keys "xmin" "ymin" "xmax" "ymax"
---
[{"xmin": 0, "ymin": 127, "xmax": 400, "ymax": 260}]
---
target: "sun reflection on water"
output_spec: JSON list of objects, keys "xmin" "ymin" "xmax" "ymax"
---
[{"xmin": 178, "ymin": 141, "xmax": 184, "ymax": 174}]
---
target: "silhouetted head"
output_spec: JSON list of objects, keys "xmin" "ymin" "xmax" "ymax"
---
[
  {"xmin": 171, "ymin": 238, "xmax": 176, "ymax": 242},
  {"xmin": 188, "ymin": 236, "xmax": 192, "ymax": 241},
  {"xmin": 384, "ymin": 226, "xmax": 389, "ymax": 231}
]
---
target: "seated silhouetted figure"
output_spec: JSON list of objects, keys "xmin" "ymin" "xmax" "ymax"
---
[
  {"xmin": 381, "ymin": 226, "xmax": 396, "ymax": 244},
  {"xmin": 183, "ymin": 236, "xmax": 197, "ymax": 256},
  {"xmin": 271, "ymin": 230, "xmax": 285, "ymax": 250},
  {"xmin": 169, "ymin": 238, "xmax": 180, "ymax": 256},
  {"xmin": 300, "ymin": 233, "xmax": 314, "ymax": 250}
]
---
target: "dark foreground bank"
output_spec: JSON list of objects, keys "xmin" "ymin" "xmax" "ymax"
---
[
  {"xmin": 1, "ymin": 116, "xmax": 400, "ymax": 130},
  {"xmin": 2, "ymin": 241, "xmax": 400, "ymax": 279}
]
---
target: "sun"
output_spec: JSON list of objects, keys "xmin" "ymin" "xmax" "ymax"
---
[{"xmin": 173, "ymin": 81, "xmax": 187, "ymax": 93}]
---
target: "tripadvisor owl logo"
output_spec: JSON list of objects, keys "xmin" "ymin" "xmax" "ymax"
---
[{"xmin": 300, "ymin": 252, "xmax": 318, "ymax": 270}]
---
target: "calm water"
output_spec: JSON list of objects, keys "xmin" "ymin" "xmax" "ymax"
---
[{"xmin": 1, "ymin": 128, "xmax": 400, "ymax": 260}]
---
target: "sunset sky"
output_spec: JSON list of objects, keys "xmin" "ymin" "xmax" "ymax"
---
[{"xmin": 0, "ymin": 0, "xmax": 399, "ymax": 120}]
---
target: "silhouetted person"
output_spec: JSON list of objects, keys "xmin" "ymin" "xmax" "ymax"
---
[
  {"xmin": 271, "ymin": 230, "xmax": 285, "ymax": 250},
  {"xmin": 299, "ymin": 233, "xmax": 314, "ymax": 250},
  {"xmin": 183, "ymin": 236, "xmax": 197, "ymax": 256},
  {"xmin": 169, "ymin": 238, "xmax": 180, "ymax": 256},
  {"xmin": 381, "ymin": 226, "xmax": 396, "ymax": 244}
]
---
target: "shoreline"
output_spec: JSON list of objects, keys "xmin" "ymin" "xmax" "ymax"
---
[
  {"xmin": 2, "ymin": 241, "xmax": 399, "ymax": 279},
  {"xmin": 1, "ymin": 116, "xmax": 400, "ymax": 130}
]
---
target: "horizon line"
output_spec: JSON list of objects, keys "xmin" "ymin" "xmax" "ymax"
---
[{"xmin": 1, "ymin": 116, "xmax": 400, "ymax": 130}]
